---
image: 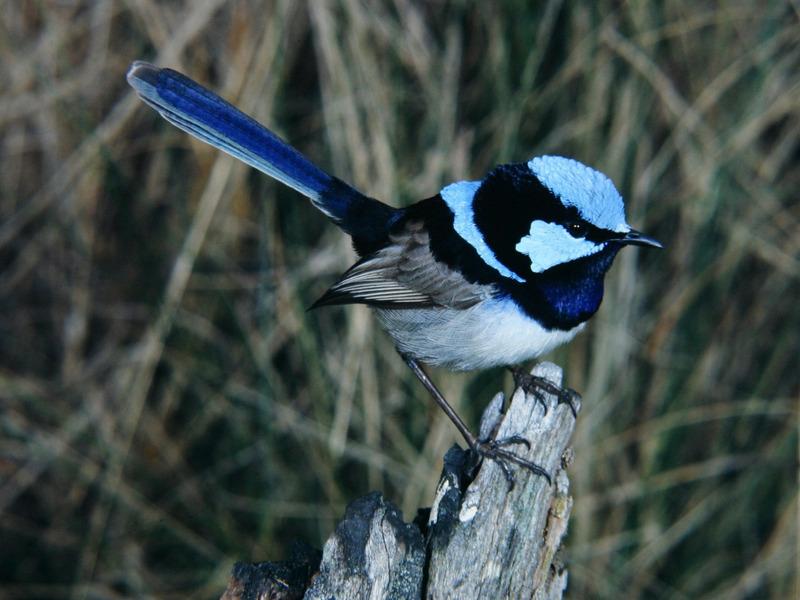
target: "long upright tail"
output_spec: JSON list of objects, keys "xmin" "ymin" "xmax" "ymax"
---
[{"xmin": 126, "ymin": 61, "xmax": 396, "ymax": 249}]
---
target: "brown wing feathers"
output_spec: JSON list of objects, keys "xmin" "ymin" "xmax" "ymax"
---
[{"xmin": 311, "ymin": 220, "xmax": 491, "ymax": 310}]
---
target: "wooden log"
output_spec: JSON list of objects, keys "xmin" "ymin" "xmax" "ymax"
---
[
  {"xmin": 424, "ymin": 362, "xmax": 577, "ymax": 599},
  {"xmin": 304, "ymin": 492, "xmax": 426, "ymax": 599},
  {"xmin": 219, "ymin": 362, "xmax": 579, "ymax": 599},
  {"xmin": 219, "ymin": 542, "xmax": 321, "ymax": 600}
]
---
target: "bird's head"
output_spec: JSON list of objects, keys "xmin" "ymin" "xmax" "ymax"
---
[{"xmin": 441, "ymin": 156, "xmax": 661, "ymax": 283}]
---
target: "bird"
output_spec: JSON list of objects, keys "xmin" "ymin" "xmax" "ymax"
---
[{"xmin": 126, "ymin": 61, "xmax": 662, "ymax": 484}]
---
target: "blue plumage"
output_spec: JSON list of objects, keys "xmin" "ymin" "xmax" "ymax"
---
[
  {"xmin": 528, "ymin": 156, "xmax": 627, "ymax": 232},
  {"xmin": 127, "ymin": 62, "xmax": 368, "ymax": 227},
  {"xmin": 440, "ymin": 180, "xmax": 524, "ymax": 282},
  {"xmin": 515, "ymin": 220, "xmax": 602, "ymax": 273},
  {"xmin": 127, "ymin": 61, "xmax": 662, "ymax": 483}
]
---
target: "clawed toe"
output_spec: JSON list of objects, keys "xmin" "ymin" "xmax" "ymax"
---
[
  {"xmin": 510, "ymin": 367, "xmax": 578, "ymax": 418},
  {"xmin": 480, "ymin": 434, "xmax": 531, "ymax": 451},
  {"xmin": 470, "ymin": 440, "xmax": 551, "ymax": 489},
  {"xmin": 557, "ymin": 388, "xmax": 579, "ymax": 418}
]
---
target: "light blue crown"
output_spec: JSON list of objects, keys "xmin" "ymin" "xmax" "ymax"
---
[{"xmin": 528, "ymin": 156, "xmax": 628, "ymax": 232}]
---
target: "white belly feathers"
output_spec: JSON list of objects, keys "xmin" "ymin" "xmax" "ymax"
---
[{"xmin": 375, "ymin": 297, "xmax": 584, "ymax": 371}]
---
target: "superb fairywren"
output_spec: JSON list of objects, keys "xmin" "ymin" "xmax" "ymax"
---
[{"xmin": 127, "ymin": 62, "xmax": 661, "ymax": 483}]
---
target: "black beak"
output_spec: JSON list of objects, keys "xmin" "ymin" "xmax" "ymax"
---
[{"xmin": 619, "ymin": 229, "xmax": 663, "ymax": 248}]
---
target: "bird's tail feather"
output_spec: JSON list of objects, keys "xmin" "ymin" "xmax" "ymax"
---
[{"xmin": 126, "ymin": 61, "xmax": 390, "ymax": 235}]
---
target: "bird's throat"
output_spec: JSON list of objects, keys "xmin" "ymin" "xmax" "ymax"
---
[{"xmin": 507, "ymin": 244, "xmax": 621, "ymax": 331}]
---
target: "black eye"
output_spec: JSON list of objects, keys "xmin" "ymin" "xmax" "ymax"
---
[{"xmin": 566, "ymin": 221, "xmax": 586, "ymax": 238}]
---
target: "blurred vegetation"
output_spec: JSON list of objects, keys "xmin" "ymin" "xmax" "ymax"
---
[{"xmin": 1, "ymin": 1, "xmax": 798, "ymax": 598}]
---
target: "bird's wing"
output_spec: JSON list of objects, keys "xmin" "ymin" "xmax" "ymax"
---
[{"xmin": 311, "ymin": 220, "xmax": 493, "ymax": 310}]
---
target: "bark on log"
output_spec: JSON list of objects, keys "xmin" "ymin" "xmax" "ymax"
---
[{"xmin": 220, "ymin": 362, "xmax": 580, "ymax": 600}]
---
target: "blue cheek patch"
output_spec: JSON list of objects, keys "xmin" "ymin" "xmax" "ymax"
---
[
  {"xmin": 516, "ymin": 220, "xmax": 603, "ymax": 273},
  {"xmin": 441, "ymin": 181, "xmax": 525, "ymax": 282}
]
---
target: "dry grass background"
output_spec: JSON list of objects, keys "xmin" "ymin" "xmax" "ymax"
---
[{"xmin": 1, "ymin": 1, "xmax": 798, "ymax": 598}]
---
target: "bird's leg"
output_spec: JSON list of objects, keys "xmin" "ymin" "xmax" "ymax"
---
[
  {"xmin": 509, "ymin": 365, "xmax": 579, "ymax": 417},
  {"xmin": 401, "ymin": 353, "xmax": 551, "ymax": 487}
]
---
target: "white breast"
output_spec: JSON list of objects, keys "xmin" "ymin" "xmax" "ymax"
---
[{"xmin": 375, "ymin": 298, "xmax": 584, "ymax": 371}]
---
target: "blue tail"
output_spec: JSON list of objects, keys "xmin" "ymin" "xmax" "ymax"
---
[{"xmin": 126, "ymin": 62, "xmax": 396, "ymax": 249}]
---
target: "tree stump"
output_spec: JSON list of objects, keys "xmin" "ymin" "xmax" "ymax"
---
[{"xmin": 221, "ymin": 362, "xmax": 579, "ymax": 600}]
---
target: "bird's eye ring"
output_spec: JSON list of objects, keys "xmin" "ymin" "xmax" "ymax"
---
[{"xmin": 566, "ymin": 221, "xmax": 586, "ymax": 238}]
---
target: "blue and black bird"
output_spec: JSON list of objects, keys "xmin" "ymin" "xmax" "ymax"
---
[{"xmin": 127, "ymin": 62, "xmax": 661, "ymax": 482}]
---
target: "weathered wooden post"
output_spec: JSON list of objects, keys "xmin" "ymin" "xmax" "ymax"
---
[{"xmin": 221, "ymin": 362, "xmax": 579, "ymax": 600}]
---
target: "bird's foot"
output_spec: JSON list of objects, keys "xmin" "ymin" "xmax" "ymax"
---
[
  {"xmin": 510, "ymin": 366, "xmax": 579, "ymax": 417},
  {"xmin": 469, "ymin": 435, "xmax": 551, "ymax": 489}
]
